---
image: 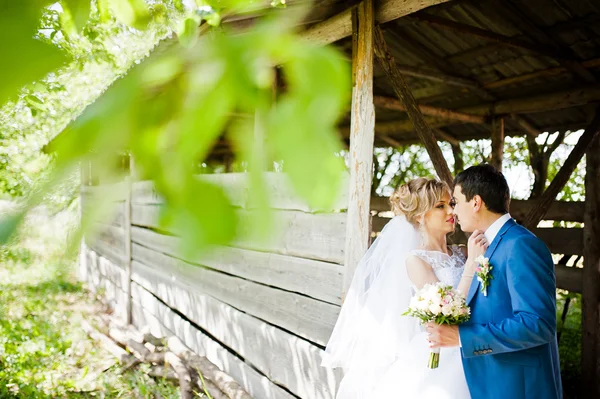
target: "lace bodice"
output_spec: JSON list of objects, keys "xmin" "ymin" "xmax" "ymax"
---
[{"xmin": 410, "ymin": 245, "xmax": 467, "ymax": 288}]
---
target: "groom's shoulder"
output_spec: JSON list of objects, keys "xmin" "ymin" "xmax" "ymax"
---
[{"xmin": 505, "ymin": 222, "xmax": 549, "ymax": 250}]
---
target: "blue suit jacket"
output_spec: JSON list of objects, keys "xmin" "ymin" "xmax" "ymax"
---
[{"xmin": 459, "ymin": 218, "xmax": 562, "ymax": 399}]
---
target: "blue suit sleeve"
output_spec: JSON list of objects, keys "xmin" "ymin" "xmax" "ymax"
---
[{"xmin": 459, "ymin": 235, "xmax": 557, "ymax": 357}]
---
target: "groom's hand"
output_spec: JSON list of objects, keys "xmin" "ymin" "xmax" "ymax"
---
[{"xmin": 426, "ymin": 323, "xmax": 460, "ymax": 348}]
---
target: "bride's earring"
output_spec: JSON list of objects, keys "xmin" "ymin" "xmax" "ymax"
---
[{"xmin": 419, "ymin": 221, "xmax": 427, "ymax": 248}]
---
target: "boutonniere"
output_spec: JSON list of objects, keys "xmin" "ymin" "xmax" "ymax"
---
[{"xmin": 475, "ymin": 255, "xmax": 493, "ymax": 296}]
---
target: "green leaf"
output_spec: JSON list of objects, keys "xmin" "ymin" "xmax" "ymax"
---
[
  {"xmin": 158, "ymin": 177, "xmax": 237, "ymax": 254},
  {"xmin": 0, "ymin": 211, "xmax": 25, "ymax": 245},
  {"xmin": 108, "ymin": 0, "xmax": 151, "ymax": 30},
  {"xmin": 177, "ymin": 16, "xmax": 200, "ymax": 48},
  {"xmin": 62, "ymin": 0, "xmax": 91, "ymax": 30},
  {"xmin": 0, "ymin": 2, "xmax": 68, "ymax": 106},
  {"xmin": 97, "ymin": 0, "xmax": 111, "ymax": 22}
]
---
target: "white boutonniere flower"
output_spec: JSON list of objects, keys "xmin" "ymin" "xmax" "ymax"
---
[{"xmin": 474, "ymin": 255, "xmax": 493, "ymax": 296}]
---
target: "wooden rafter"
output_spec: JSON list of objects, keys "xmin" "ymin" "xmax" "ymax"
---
[
  {"xmin": 301, "ymin": 0, "xmax": 451, "ymax": 44},
  {"xmin": 491, "ymin": 0, "xmax": 596, "ymax": 83},
  {"xmin": 373, "ymin": 24, "xmax": 453, "ymax": 185},
  {"xmin": 408, "ymin": 13, "xmax": 574, "ymax": 63},
  {"xmin": 363, "ymin": 85, "xmax": 600, "ymax": 139},
  {"xmin": 373, "ymin": 95, "xmax": 485, "ymax": 124}
]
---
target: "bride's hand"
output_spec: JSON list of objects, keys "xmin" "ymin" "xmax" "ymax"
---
[{"xmin": 466, "ymin": 230, "xmax": 488, "ymax": 265}]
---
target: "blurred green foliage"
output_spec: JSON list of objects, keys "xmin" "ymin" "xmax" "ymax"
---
[{"xmin": 1, "ymin": 0, "xmax": 351, "ymax": 254}]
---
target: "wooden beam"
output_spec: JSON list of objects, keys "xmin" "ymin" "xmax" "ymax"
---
[
  {"xmin": 508, "ymin": 114, "xmax": 540, "ymax": 137},
  {"xmin": 556, "ymin": 264, "xmax": 583, "ymax": 293},
  {"xmin": 301, "ymin": 0, "xmax": 451, "ymax": 44},
  {"xmin": 523, "ymin": 108, "xmax": 600, "ymax": 229},
  {"xmin": 491, "ymin": 0, "xmax": 596, "ymax": 84},
  {"xmin": 490, "ymin": 117, "xmax": 505, "ymax": 171},
  {"xmin": 434, "ymin": 128, "xmax": 460, "ymax": 146},
  {"xmin": 343, "ymin": 0, "xmax": 375, "ymax": 297},
  {"xmin": 484, "ymin": 58, "xmax": 600, "ymax": 90},
  {"xmin": 373, "ymin": 25, "xmax": 453, "ymax": 185},
  {"xmin": 408, "ymin": 13, "xmax": 570, "ymax": 62},
  {"xmin": 374, "ymin": 95, "xmax": 486, "ymax": 124},
  {"xmin": 582, "ymin": 133, "xmax": 600, "ymax": 396},
  {"xmin": 381, "ymin": 63, "xmax": 481, "ymax": 89},
  {"xmin": 463, "ymin": 86, "xmax": 600, "ymax": 116}
]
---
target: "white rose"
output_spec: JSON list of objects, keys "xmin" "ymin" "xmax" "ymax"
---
[
  {"xmin": 441, "ymin": 304, "xmax": 453, "ymax": 316},
  {"xmin": 428, "ymin": 303, "xmax": 441, "ymax": 315},
  {"xmin": 417, "ymin": 300, "xmax": 429, "ymax": 312}
]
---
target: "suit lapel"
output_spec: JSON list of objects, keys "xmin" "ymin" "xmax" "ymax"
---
[{"xmin": 466, "ymin": 219, "xmax": 516, "ymax": 305}]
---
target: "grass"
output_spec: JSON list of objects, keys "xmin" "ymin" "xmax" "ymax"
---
[{"xmin": 0, "ymin": 203, "xmax": 182, "ymax": 398}]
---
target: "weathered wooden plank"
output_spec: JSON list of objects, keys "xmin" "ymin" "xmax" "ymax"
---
[
  {"xmin": 82, "ymin": 201, "xmax": 125, "ymax": 227},
  {"xmin": 80, "ymin": 246, "xmax": 129, "ymax": 317},
  {"xmin": 302, "ymin": 0, "xmax": 451, "ymax": 44},
  {"xmin": 81, "ymin": 181, "xmax": 127, "ymax": 202},
  {"xmin": 131, "ymin": 274, "xmax": 342, "ymax": 399},
  {"xmin": 556, "ymin": 264, "xmax": 583, "ymax": 293},
  {"xmin": 583, "ymin": 134, "xmax": 600, "ymax": 395},
  {"xmin": 131, "ymin": 227, "xmax": 342, "ymax": 305},
  {"xmin": 132, "ymin": 172, "xmax": 349, "ymax": 212},
  {"xmin": 132, "ymin": 204, "xmax": 346, "ymax": 264},
  {"xmin": 370, "ymin": 196, "xmax": 585, "ymax": 222},
  {"xmin": 343, "ymin": 0, "xmax": 375, "ymax": 297},
  {"xmin": 123, "ymin": 171, "xmax": 133, "ymax": 325},
  {"xmin": 86, "ymin": 232, "xmax": 127, "ymax": 268},
  {"xmin": 131, "ymin": 246, "xmax": 340, "ymax": 345},
  {"xmin": 130, "ymin": 286, "xmax": 299, "ymax": 399}
]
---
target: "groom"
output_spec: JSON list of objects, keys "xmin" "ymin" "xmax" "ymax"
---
[{"xmin": 427, "ymin": 164, "xmax": 562, "ymax": 399}]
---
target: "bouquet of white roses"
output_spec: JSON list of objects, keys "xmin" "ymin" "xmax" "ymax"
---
[{"xmin": 403, "ymin": 282, "xmax": 471, "ymax": 368}]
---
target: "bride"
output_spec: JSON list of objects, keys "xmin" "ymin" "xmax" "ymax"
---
[{"xmin": 322, "ymin": 177, "xmax": 488, "ymax": 399}]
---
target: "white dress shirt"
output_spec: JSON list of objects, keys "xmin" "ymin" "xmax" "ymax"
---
[{"xmin": 484, "ymin": 213, "xmax": 513, "ymax": 245}]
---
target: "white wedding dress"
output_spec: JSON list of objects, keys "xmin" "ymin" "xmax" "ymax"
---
[
  {"xmin": 369, "ymin": 246, "xmax": 471, "ymax": 399},
  {"xmin": 322, "ymin": 217, "xmax": 471, "ymax": 399}
]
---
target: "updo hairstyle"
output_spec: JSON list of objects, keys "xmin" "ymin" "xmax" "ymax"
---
[{"xmin": 389, "ymin": 178, "xmax": 451, "ymax": 227}]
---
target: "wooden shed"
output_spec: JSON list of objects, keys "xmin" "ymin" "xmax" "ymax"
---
[{"xmin": 78, "ymin": 0, "xmax": 600, "ymax": 398}]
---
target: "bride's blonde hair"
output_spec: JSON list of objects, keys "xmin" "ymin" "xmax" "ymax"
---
[{"xmin": 389, "ymin": 177, "xmax": 451, "ymax": 226}]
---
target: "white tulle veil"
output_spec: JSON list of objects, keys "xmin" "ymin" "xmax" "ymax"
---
[{"xmin": 322, "ymin": 216, "xmax": 422, "ymax": 391}]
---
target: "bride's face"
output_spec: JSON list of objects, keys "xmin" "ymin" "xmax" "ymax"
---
[{"xmin": 422, "ymin": 191, "xmax": 456, "ymax": 235}]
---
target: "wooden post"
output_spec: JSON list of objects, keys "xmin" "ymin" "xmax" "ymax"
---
[
  {"xmin": 451, "ymin": 143, "xmax": 464, "ymax": 174},
  {"xmin": 523, "ymin": 108, "xmax": 600, "ymax": 230},
  {"xmin": 123, "ymin": 154, "xmax": 133, "ymax": 325},
  {"xmin": 583, "ymin": 134, "xmax": 600, "ymax": 396},
  {"xmin": 373, "ymin": 25, "xmax": 453, "ymax": 186},
  {"xmin": 491, "ymin": 117, "xmax": 504, "ymax": 171},
  {"xmin": 343, "ymin": 0, "xmax": 375, "ymax": 298}
]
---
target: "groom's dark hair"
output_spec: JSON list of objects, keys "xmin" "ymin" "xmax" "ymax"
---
[{"xmin": 453, "ymin": 164, "xmax": 510, "ymax": 215}]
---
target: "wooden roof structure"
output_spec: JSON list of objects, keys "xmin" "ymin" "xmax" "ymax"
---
[{"xmin": 303, "ymin": 0, "xmax": 600, "ymax": 146}]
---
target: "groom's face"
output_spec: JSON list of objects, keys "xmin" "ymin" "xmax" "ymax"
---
[{"xmin": 452, "ymin": 185, "xmax": 476, "ymax": 233}]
